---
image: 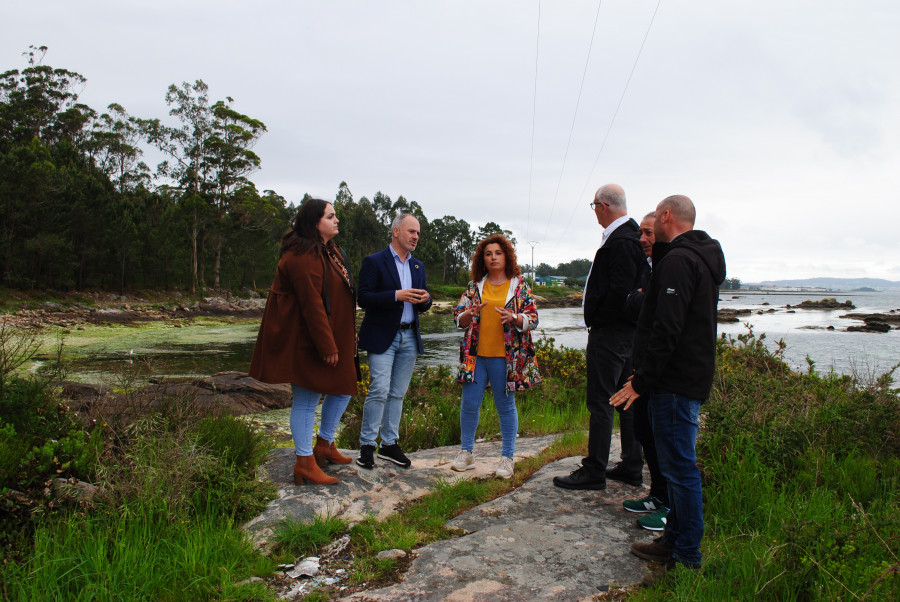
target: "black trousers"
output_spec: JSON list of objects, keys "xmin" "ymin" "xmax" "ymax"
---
[
  {"xmin": 584, "ymin": 325, "xmax": 643, "ymax": 477},
  {"xmin": 633, "ymin": 395, "xmax": 669, "ymax": 504}
]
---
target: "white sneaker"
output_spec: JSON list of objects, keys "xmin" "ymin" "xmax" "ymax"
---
[
  {"xmin": 495, "ymin": 456, "xmax": 514, "ymax": 479},
  {"xmin": 450, "ymin": 449, "xmax": 475, "ymax": 472}
]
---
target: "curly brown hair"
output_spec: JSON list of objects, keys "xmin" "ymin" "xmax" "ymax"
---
[{"xmin": 470, "ymin": 234, "xmax": 521, "ymax": 281}]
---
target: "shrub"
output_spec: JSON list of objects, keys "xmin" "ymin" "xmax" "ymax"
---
[
  {"xmin": 654, "ymin": 329, "xmax": 900, "ymax": 601},
  {"xmin": 338, "ymin": 340, "xmax": 588, "ymax": 451},
  {"xmin": 0, "ymin": 378, "xmax": 101, "ymax": 490},
  {"xmin": 193, "ymin": 414, "xmax": 274, "ymax": 476},
  {"xmin": 533, "ymin": 335, "xmax": 586, "ymax": 386}
]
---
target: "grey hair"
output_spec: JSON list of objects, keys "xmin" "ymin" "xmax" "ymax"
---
[
  {"xmin": 391, "ymin": 213, "xmax": 414, "ymax": 231},
  {"xmin": 595, "ymin": 184, "xmax": 627, "ymax": 211},
  {"xmin": 642, "ymin": 211, "xmax": 656, "ymax": 221}
]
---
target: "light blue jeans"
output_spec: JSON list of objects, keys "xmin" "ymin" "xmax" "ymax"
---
[
  {"xmin": 648, "ymin": 389, "xmax": 704, "ymax": 568},
  {"xmin": 290, "ymin": 384, "xmax": 351, "ymax": 456},
  {"xmin": 360, "ymin": 329, "xmax": 419, "ymax": 447},
  {"xmin": 460, "ymin": 356, "xmax": 518, "ymax": 458}
]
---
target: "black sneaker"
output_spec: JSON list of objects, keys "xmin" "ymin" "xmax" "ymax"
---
[
  {"xmin": 356, "ymin": 444, "xmax": 376, "ymax": 469},
  {"xmin": 552, "ymin": 465, "xmax": 606, "ymax": 490},
  {"xmin": 377, "ymin": 443, "xmax": 411, "ymax": 468},
  {"xmin": 605, "ymin": 463, "xmax": 643, "ymax": 486}
]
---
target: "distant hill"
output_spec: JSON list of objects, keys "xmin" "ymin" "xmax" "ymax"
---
[{"xmin": 751, "ymin": 277, "xmax": 900, "ymax": 292}]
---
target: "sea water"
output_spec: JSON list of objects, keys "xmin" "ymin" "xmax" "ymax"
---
[{"xmin": 37, "ymin": 291, "xmax": 900, "ymax": 384}]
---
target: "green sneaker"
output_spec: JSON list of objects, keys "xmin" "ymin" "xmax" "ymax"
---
[
  {"xmin": 623, "ymin": 495, "xmax": 665, "ymax": 514},
  {"xmin": 637, "ymin": 506, "xmax": 669, "ymax": 531}
]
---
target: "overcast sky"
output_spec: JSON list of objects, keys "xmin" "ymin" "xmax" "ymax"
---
[{"xmin": 4, "ymin": 1, "xmax": 899, "ymax": 282}]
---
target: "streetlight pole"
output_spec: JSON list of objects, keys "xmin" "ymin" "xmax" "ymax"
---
[{"xmin": 528, "ymin": 241, "xmax": 539, "ymax": 284}]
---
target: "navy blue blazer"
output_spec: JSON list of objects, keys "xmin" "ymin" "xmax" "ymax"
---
[{"xmin": 357, "ymin": 246, "xmax": 432, "ymax": 354}]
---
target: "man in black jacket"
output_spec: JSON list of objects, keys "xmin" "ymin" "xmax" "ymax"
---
[
  {"xmin": 611, "ymin": 195, "xmax": 726, "ymax": 583},
  {"xmin": 621, "ymin": 212, "xmax": 671, "ymax": 530},
  {"xmin": 553, "ymin": 183, "xmax": 649, "ymax": 491}
]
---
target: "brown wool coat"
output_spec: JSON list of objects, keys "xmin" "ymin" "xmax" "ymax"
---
[{"xmin": 249, "ymin": 247, "xmax": 358, "ymax": 395}]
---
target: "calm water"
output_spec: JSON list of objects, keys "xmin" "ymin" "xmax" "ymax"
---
[
  {"xmin": 40, "ymin": 291, "xmax": 900, "ymax": 384},
  {"xmin": 716, "ymin": 290, "xmax": 900, "ymax": 376}
]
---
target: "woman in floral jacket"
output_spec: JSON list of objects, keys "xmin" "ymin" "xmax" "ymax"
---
[{"xmin": 450, "ymin": 233, "xmax": 541, "ymax": 479}]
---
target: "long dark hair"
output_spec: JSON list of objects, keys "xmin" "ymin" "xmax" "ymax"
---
[
  {"xmin": 280, "ymin": 198, "xmax": 335, "ymax": 256},
  {"xmin": 470, "ymin": 234, "xmax": 521, "ymax": 281}
]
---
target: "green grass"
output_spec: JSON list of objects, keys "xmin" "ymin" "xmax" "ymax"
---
[
  {"xmin": 1, "ymin": 507, "xmax": 275, "ymax": 601},
  {"xmin": 339, "ymin": 336, "xmax": 588, "ymax": 452},
  {"xmin": 0, "ymin": 364, "xmax": 278, "ymax": 600},
  {"xmin": 427, "ymin": 284, "xmax": 465, "ymax": 301},
  {"xmin": 629, "ymin": 331, "xmax": 900, "ymax": 601},
  {"xmin": 272, "ymin": 514, "xmax": 350, "ymax": 558},
  {"xmin": 530, "ymin": 284, "xmax": 581, "ymax": 299},
  {"xmin": 7, "ymin": 318, "xmax": 897, "ymax": 600}
]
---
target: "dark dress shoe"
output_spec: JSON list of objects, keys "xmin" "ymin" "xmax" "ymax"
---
[
  {"xmin": 552, "ymin": 465, "xmax": 606, "ymax": 490},
  {"xmin": 605, "ymin": 464, "xmax": 643, "ymax": 486}
]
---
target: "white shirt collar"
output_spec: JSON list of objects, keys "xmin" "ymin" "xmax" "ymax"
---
[{"xmin": 600, "ymin": 215, "xmax": 630, "ymax": 247}]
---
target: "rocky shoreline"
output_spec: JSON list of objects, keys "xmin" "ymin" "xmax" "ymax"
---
[
  {"xmin": 4, "ymin": 292, "xmax": 896, "ymax": 334},
  {"xmin": 1, "ymin": 294, "xmax": 268, "ymax": 329}
]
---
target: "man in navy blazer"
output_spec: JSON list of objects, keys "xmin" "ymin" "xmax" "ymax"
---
[{"xmin": 356, "ymin": 214, "xmax": 432, "ymax": 469}]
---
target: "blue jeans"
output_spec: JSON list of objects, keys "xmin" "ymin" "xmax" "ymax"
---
[
  {"xmin": 360, "ymin": 329, "xmax": 419, "ymax": 447},
  {"xmin": 290, "ymin": 384, "xmax": 351, "ymax": 456},
  {"xmin": 648, "ymin": 389, "xmax": 704, "ymax": 567},
  {"xmin": 460, "ymin": 356, "xmax": 518, "ymax": 458}
]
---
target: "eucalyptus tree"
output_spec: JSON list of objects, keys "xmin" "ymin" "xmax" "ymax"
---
[
  {"xmin": 0, "ymin": 46, "xmax": 96, "ymax": 288},
  {"xmin": 86, "ymin": 103, "xmax": 152, "ymax": 292},
  {"xmin": 144, "ymin": 81, "xmax": 266, "ymax": 291},
  {"xmin": 204, "ymin": 98, "xmax": 266, "ymax": 288},
  {"xmin": 143, "ymin": 80, "xmax": 213, "ymax": 292},
  {"xmin": 473, "ymin": 221, "xmax": 516, "ymax": 246},
  {"xmin": 0, "ymin": 45, "xmax": 89, "ymax": 146},
  {"xmin": 227, "ymin": 186, "xmax": 289, "ymax": 289},
  {"xmin": 431, "ymin": 216, "xmax": 474, "ymax": 284},
  {"xmin": 333, "ymin": 187, "xmax": 387, "ymax": 276}
]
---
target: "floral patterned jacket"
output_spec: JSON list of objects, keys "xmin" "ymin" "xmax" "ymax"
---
[{"xmin": 453, "ymin": 276, "xmax": 542, "ymax": 391}]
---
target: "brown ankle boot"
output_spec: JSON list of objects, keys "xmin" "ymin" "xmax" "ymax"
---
[
  {"xmin": 313, "ymin": 436, "xmax": 353, "ymax": 467},
  {"xmin": 293, "ymin": 454, "xmax": 339, "ymax": 486}
]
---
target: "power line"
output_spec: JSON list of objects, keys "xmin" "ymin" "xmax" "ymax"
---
[
  {"xmin": 541, "ymin": 0, "xmax": 604, "ymax": 242},
  {"xmin": 525, "ymin": 0, "xmax": 541, "ymax": 242},
  {"xmin": 554, "ymin": 0, "xmax": 664, "ymax": 251}
]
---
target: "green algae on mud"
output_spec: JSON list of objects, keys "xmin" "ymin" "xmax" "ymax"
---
[{"xmin": 27, "ymin": 317, "xmax": 263, "ymax": 385}]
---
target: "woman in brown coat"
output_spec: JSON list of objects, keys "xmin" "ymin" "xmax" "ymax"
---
[{"xmin": 249, "ymin": 198, "xmax": 358, "ymax": 485}]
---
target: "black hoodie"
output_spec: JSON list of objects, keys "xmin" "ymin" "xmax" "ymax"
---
[{"xmin": 631, "ymin": 230, "xmax": 726, "ymax": 400}]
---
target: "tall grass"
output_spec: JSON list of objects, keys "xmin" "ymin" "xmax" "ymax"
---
[
  {"xmin": 1, "ymin": 322, "xmax": 279, "ymax": 601},
  {"xmin": 1, "ymin": 413, "xmax": 278, "ymax": 600},
  {"xmin": 338, "ymin": 336, "xmax": 589, "ymax": 451},
  {"xmin": 2, "ymin": 505, "xmax": 273, "ymax": 601},
  {"xmin": 633, "ymin": 330, "xmax": 900, "ymax": 601}
]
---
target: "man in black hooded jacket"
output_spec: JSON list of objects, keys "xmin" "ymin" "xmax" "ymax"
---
[{"xmin": 610, "ymin": 194, "xmax": 726, "ymax": 584}]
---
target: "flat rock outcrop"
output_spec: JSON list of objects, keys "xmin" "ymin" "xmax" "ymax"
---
[
  {"xmin": 245, "ymin": 436, "xmax": 560, "ymax": 546},
  {"xmin": 338, "ymin": 453, "xmax": 648, "ymax": 600},
  {"xmin": 59, "ymin": 372, "xmax": 291, "ymax": 416},
  {"xmin": 249, "ymin": 436, "xmax": 654, "ymax": 599}
]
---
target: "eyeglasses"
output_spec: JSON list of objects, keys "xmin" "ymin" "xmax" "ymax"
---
[{"xmin": 590, "ymin": 201, "xmax": 608, "ymax": 210}]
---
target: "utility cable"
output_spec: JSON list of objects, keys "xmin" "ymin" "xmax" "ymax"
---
[
  {"xmin": 525, "ymin": 0, "xmax": 541, "ymax": 242},
  {"xmin": 541, "ymin": 0, "xmax": 604, "ymax": 242},
  {"xmin": 554, "ymin": 0, "xmax": 663, "ymax": 250}
]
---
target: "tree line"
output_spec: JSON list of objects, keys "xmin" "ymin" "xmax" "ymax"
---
[
  {"xmin": 1, "ymin": 47, "xmax": 738, "ymax": 294},
  {"xmin": 0, "ymin": 47, "xmax": 525, "ymax": 293}
]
